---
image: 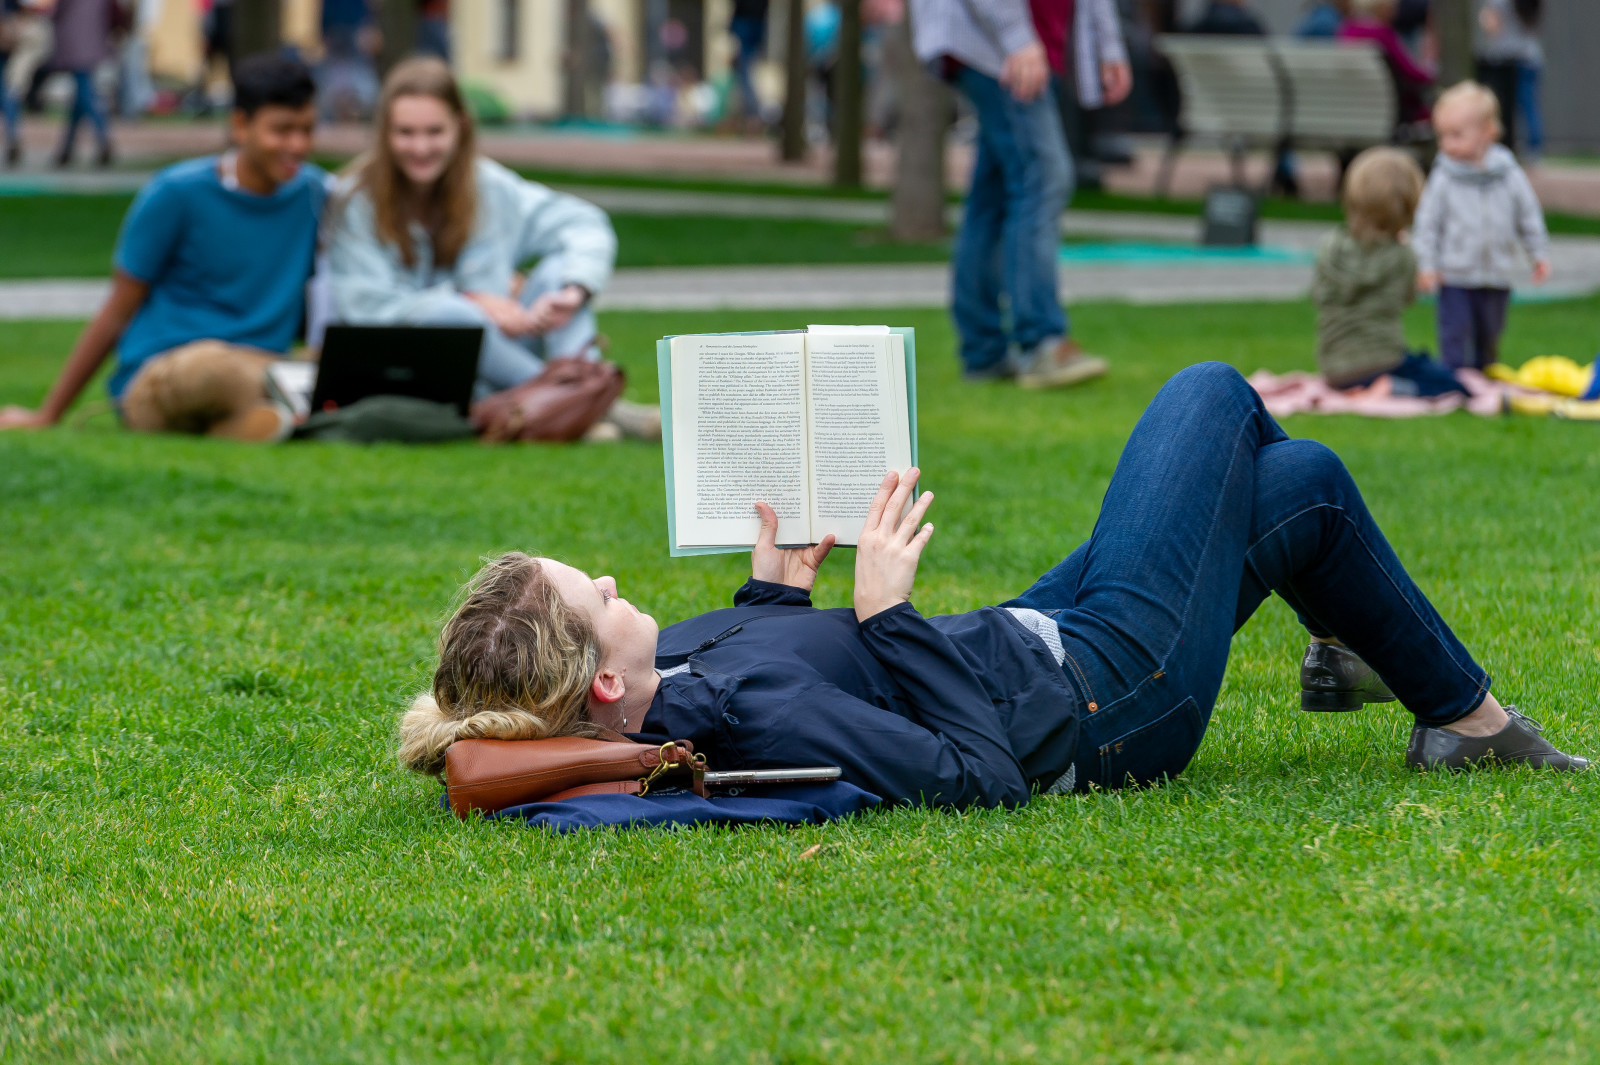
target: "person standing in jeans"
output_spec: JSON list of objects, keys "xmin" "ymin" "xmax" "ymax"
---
[
  {"xmin": 910, "ymin": 0, "xmax": 1130, "ymax": 389},
  {"xmin": 50, "ymin": 0, "xmax": 114, "ymax": 166},
  {"xmin": 727, "ymin": 0, "xmax": 769, "ymax": 131}
]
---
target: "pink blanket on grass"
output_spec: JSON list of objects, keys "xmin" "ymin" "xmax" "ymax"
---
[{"xmin": 1246, "ymin": 368, "xmax": 1524, "ymax": 418}]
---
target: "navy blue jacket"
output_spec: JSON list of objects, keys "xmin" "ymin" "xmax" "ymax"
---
[{"xmin": 629, "ymin": 580, "xmax": 1080, "ymax": 808}]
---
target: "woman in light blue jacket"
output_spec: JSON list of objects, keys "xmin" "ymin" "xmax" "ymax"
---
[{"xmin": 324, "ymin": 57, "xmax": 624, "ymax": 409}]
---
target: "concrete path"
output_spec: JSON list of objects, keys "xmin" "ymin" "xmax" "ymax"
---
[
  {"xmin": 7, "ymin": 234, "xmax": 1598, "ymax": 320},
  {"xmin": 6, "ymin": 158, "xmax": 1599, "ymax": 317},
  {"xmin": 8, "ymin": 117, "xmax": 1600, "ymax": 213}
]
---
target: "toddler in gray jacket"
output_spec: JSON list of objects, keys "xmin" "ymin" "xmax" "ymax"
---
[{"xmin": 1413, "ymin": 81, "xmax": 1549, "ymax": 369}]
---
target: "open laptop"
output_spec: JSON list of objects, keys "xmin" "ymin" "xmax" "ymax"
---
[{"xmin": 267, "ymin": 325, "xmax": 484, "ymax": 419}]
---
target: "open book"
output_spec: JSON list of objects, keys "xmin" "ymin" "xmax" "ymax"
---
[{"xmin": 657, "ymin": 325, "xmax": 918, "ymax": 556}]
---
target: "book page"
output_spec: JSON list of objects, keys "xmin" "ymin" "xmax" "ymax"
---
[
  {"xmin": 670, "ymin": 333, "xmax": 811, "ymax": 549},
  {"xmin": 804, "ymin": 329, "xmax": 914, "ymax": 545}
]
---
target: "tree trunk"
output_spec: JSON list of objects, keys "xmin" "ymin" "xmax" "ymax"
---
[
  {"xmin": 1433, "ymin": 0, "xmax": 1474, "ymax": 87},
  {"xmin": 832, "ymin": 0, "xmax": 863, "ymax": 187},
  {"xmin": 377, "ymin": 0, "xmax": 420, "ymax": 77},
  {"xmin": 778, "ymin": 0, "xmax": 807, "ymax": 162},
  {"xmin": 232, "ymin": 0, "xmax": 281, "ymax": 61},
  {"xmin": 888, "ymin": 15, "xmax": 948, "ymax": 241},
  {"xmin": 564, "ymin": 0, "xmax": 595, "ymax": 118}
]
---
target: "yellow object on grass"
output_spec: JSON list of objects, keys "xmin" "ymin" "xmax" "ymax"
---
[
  {"xmin": 1485, "ymin": 355, "xmax": 1596, "ymax": 397},
  {"xmin": 1554, "ymin": 398, "xmax": 1600, "ymax": 421}
]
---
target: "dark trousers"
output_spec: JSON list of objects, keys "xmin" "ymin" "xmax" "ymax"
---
[
  {"xmin": 1005, "ymin": 363, "xmax": 1489, "ymax": 790},
  {"xmin": 1437, "ymin": 286, "xmax": 1511, "ymax": 370}
]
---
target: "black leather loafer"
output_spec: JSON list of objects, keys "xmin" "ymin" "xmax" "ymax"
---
[
  {"xmin": 1406, "ymin": 706, "xmax": 1591, "ymax": 771},
  {"xmin": 1300, "ymin": 641, "xmax": 1396, "ymax": 712}
]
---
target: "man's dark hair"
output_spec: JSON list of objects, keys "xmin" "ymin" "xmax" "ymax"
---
[{"xmin": 232, "ymin": 53, "xmax": 316, "ymax": 117}]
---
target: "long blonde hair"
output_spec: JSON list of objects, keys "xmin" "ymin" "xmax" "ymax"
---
[
  {"xmin": 398, "ymin": 553, "xmax": 603, "ymax": 776},
  {"xmin": 352, "ymin": 56, "xmax": 478, "ymax": 270}
]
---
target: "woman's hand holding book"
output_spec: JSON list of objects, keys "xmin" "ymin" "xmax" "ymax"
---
[
  {"xmin": 751, "ymin": 500, "xmax": 835, "ymax": 593},
  {"xmin": 852, "ymin": 469, "xmax": 934, "ymax": 623}
]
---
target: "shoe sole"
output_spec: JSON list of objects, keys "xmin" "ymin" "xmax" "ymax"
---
[
  {"xmin": 1301, "ymin": 689, "xmax": 1398, "ymax": 712},
  {"xmin": 1017, "ymin": 359, "xmax": 1109, "ymax": 390},
  {"xmin": 1017, "ymin": 361, "xmax": 1107, "ymax": 390}
]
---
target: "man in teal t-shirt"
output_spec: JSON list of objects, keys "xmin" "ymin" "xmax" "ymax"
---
[{"xmin": 0, "ymin": 53, "xmax": 326, "ymax": 440}]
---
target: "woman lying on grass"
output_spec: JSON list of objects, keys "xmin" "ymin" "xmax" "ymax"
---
[{"xmin": 400, "ymin": 363, "xmax": 1587, "ymax": 806}]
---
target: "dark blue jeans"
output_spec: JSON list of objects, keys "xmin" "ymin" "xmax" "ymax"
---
[
  {"xmin": 1005, "ymin": 363, "xmax": 1490, "ymax": 790},
  {"xmin": 0, "ymin": 52, "xmax": 18, "ymax": 145},
  {"xmin": 951, "ymin": 66, "xmax": 1072, "ymax": 374},
  {"xmin": 729, "ymin": 16, "xmax": 765, "ymax": 121},
  {"xmin": 58, "ymin": 69, "xmax": 110, "ymax": 158}
]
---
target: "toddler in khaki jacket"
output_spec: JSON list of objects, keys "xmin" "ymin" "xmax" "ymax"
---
[{"xmin": 1312, "ymin": 147, "xmax": 1464, "ymax": 396}]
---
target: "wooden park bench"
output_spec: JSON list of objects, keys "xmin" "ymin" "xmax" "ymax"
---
[{"xmin": 1153, "ymin": 35, "xmax": 1428, "ymax": 196}]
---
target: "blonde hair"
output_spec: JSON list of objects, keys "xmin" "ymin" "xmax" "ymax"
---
[
  {"xmin": 1342, "ymin": 147, "xmax": 1424, "ymax": 242},
  {"xmin": 348, "ymin": 56, "xmax": 479, "ymax": 270},
  {"xmin": 1433, "ymin": 80, "xmax": 1502, "ymax": 136},
  {"xmin": 398, "ymin": 553, "xmax": 603, "ymax": 777}
]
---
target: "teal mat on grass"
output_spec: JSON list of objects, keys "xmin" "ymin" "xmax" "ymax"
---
[{"xmin": 1058, "ymin": 242, "xmax": 1314, "ymax": 266}]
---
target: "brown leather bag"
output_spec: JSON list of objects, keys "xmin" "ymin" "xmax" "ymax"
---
[
  {"xmin": 444, "ymin": 736, "xmax": 705, "ymax": 818},
  {"xmin": 469, "ymin": 357, "xmax": 626, "ymax": 443}
]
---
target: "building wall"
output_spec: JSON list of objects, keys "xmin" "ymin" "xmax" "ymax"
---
[
  {"xmin": 452, "ymin": 0, "xmax": 567, "ymax": 115},
  {"xmin": 451, "ymin": 0, "xmax": 748, "ymax": 117},
  {"xmin": 1539, "ymin": 0, "xmax": 1600, "ymax": 155}
]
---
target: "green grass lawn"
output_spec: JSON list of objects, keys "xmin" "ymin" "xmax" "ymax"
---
[
  {"xmin": 3, "ymin": 298, "xmax": 1599, "ymax": 1063},
  {"xmin": 0, "ymin": 194, "xmax": 949, "ymax": 279}
]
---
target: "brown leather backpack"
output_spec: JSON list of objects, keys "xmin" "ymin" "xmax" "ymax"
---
[{"xmin": 469, "ymin": 357, "xmax": 626, "ymax": 443}]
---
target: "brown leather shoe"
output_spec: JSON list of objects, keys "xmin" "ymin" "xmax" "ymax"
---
[
  {"xmin": 1406, "ymin": 706, "xmax": 1591, "ymax": 772},
  {"xmin": 1016, "ymin": 339, "xmax": 1108, "ymax": 390}
]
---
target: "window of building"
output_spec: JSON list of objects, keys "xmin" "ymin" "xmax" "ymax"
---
[{"xmin": 497, "ymin": 0, "xmax": 521, "ymax": 62}]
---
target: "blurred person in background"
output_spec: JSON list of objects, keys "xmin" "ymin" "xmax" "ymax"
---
[
  {"xmin": 1477, "ymin": 0, "xmax": 1540, "ymax": 159},
  {"xmin": 324, "ymin": 59, "xmax": 655, "ymax": 438},
  {"xmin": 1339, "ymin": 0, "xmax": 1433, "ymax": 126},
  {"xmin": 319, "ymin": 0, "xmax": 377, "ymax": 119},
  {"xmin": 51, "ymin": 0, "xmax": 117, "ymax": 166},
  {"xmin": 0, "ymin": 55, "xmax": 324, "ymax": 438},
  {"xmin": 804, "ymin": 0, "xmax": 838, "ymax": 136},
  {"xmin": 910, "ymin": 0, "xmax": 1130, "ymax": 388},
  {"xmin": 1185, "ymin": 0, "xmax": 1265, "ymax": 35},
  {"xmin": 1297, "ymin": 0, "xmax": 1348, "ymax": 37},
  {"xmin": 417, "ymin": 0, "xmax": 450, "ymax": 60},
  {"xmin": 0, "ymin": 0, "xmax": 22, "ymax": 164},
  {"xmin": 727, "ymin": 0, "xmax": 768, "ymax": 131},
  {"xmin": 187, "ymin": 0, "xmax": 234, "ymax": 113},
  {"xmin": 0, "ymin": 0, "xmax": 53, "ymax": 165}
]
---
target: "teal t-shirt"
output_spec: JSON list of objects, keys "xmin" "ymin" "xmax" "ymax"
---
[{"xmin": 108, "ymin": 157, "xmax": 329, "ymax": 398}]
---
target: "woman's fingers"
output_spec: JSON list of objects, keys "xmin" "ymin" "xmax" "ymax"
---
[
  {"xmin": 812, "ymin": 533, "xmax": 836, "ymax": 567},
  {"xmin": 879, "ymin": 468, "xmax": 920, "ymax": 537},
  {"xmin": 894, "ymin": 490, "xmax": 934, "ymax": 541},
  {"xmin": 860, "ymin": 471, "xmax": 898, "ymax": 532}
]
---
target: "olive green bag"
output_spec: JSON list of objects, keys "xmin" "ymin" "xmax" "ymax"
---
[{"xmin": 291, "ymin": 395, "xmax": 477, "ymax": 444}]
